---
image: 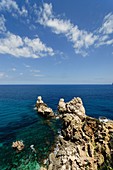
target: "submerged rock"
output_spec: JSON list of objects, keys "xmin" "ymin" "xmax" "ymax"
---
[
  {"xmin": 36, "ymin": 96, "xmax": 54, "ymax": 117},
  {"xmin": 12, "ymin": 140, "xmax": 24, "ymax": 151}
]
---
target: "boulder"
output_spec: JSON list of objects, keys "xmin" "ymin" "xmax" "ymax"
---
[
  {"xmin": 36, "ymin": 96, "xmax": 54, "ymax": 117},
  {"xmin": 12, "ymin": 140, "xmax": 24, "ymax": 151}
]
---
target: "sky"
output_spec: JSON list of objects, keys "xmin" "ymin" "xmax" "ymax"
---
[{"xmin": 0, "ymin": 0, "xmax": 113, "ymax": 84}]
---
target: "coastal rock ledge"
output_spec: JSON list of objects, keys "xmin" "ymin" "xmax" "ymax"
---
[{"xmin": 39, "ymin": 97, "xmax": 113, "ymax": 170}]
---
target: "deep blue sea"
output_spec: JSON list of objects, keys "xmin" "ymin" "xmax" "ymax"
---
[{"xmin": 0, "ymin": 85, "xmax": 113, "ymax": 169}]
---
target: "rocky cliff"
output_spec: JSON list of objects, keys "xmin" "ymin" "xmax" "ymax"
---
[{"xmin": 37, "ymin": 97, "xmax": 113, "ymax": 170}]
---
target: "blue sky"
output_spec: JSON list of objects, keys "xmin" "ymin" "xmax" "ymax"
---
[{"xmin": 0, "ymin": 0, "xmax": 113, "ymax": 84}]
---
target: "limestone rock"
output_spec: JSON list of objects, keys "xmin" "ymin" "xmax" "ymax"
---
[
  {"xmin": 49, "ymin": 153, "xmax": 56, "ymax": 164},
  {"xmin": 97, "ymin": 154, "xmax": 104, "ymax": 166},
  {"xmin": 58, "ymin": 97, "xmax": 86, "ymax": 120},
  {"xmin": 40, "ymin": 167, "xmax": 47, "ymax": 170},
  {"xmin": 37, "ymin": 97, "xmax": 113, "ymax": 170},
  {"xmin": 12, "ymin": 140, "xmax": 24, "ymax": 151},
  {"xmin": 36, "ymin": 96, "xmax": 54, "ymax": 117},
  {"xmin": 37, "ymin": 96, "xmax": 44, "ymax": 104},
  {"xmin": 58, "ymin": 98, "xmax": 66, "ymax": 113}
]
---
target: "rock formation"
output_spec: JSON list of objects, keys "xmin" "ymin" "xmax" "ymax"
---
[
  {"xmin": 42, "ymin": 97, "xmax": 113, "ymax": 170},
  {"xmin": 58, "ymin": 97, "xmax": 86, "ymax": 120},
  {"xmin": 12, "ymin": 140, "xmax": 24, "ymax": 151},
  {"xmin": 36, "ymin": 96, "xmax": 54, "ymax": 117}
]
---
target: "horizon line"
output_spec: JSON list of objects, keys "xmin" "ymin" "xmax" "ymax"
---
[{"xmin": 0, "ymin": 83, "xmax": 112, "ymax": 85}]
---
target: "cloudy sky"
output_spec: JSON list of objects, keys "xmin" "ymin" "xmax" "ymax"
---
[{"xmin": 0, "ymin": 0, "xmax": 113, "ymax": 84}]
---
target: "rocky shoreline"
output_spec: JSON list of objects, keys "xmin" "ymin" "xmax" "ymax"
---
[{"xmin": 36, "ymin": 96, "xmax": 113, "ymax": 170}]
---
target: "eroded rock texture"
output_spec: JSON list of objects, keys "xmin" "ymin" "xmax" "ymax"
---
[{"xmin": 42, "ymin": 97, "xmax": 113, "ymax": 170}]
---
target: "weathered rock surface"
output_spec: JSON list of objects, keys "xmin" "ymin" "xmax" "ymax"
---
[
  {"xmin": 36, "ymin": 96, "xmax": 54, "ymax": 117},
  {"xmin": 43, "ymin": 97, "xmax": 113, "ymax": 170},
  {"xmin": 58, "ymin": 97, "xmax": 86, "ymax": 120}
]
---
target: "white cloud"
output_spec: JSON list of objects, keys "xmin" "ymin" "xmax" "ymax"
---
[
  {"xmin": 46, "ymin": 18, "xmax": 72, "ymax": 34},
  {"xmin": 105, "ymin": 39, "xmax": 113, "ymax": 45},
  {"xmin": 30, "ymin": 69, "xmax": 40, "ymax": 73},
  {"xmin": 0, "ymin": 0, "xmax": 28, "ymax": 17},
  {"xmin": 0, "ymin": 15, "xmax": 6, "ymax": 33},
  {"xmin": 24, "ymin": 37, "xmax": 54, "ymax": 55},
  {"xmin": 0, "ymin": 4, "xmax": 55, "ymax": 58},
  {"xmin": 96, "ymin": 37, "xmax": 113, "ymax": 47},
  {"xmin": 21, "ymin": 6, "xmax": 28, "ymax": 17},
  {"xmin": 38, "ymin": 3, "xmax": 98, "ymax": 56},
  {"xmin": 1, "ymin": 2, "xmax": 113, "ymax": 58},
  {"xmin": 0, "ymin": 72, "xmax": 8, "ymax": 78},
  {"xmin": 38, "ymin": 3, "xmax": 113, "ymax": 55},
  {"xmin": 96, "ymin": 13, "xmax": 113, "ymax": 47},
  {"xmin": 38, "ymin": 3, "xmax": 71, "ymax": 34},
  {"xmin": 20, "ymin": 72, "xmax": 23, "ymax": 75},
  {"xmin": 0, "ymin": 32, "xmax": 54, "ymax": 58},
  {"xmin": 29, "ymin": 69, "xmax": 43, "ymax": 77},
  {"xmin": 24, "ymin": 64, "xmax": 31, "ymax": 68},
  {"xmin": 0, "ymin": 72, "xmax": 4, "ymax": 78},
  {"xmin": 33, "ymin": 74, "xmax": 44, "ymax": 77},
  {"xmin": 0, "ymin": 0, "xmax": 18, "ymax": 11},
  {"xmin": 99, "ymin": 13, "xmax": 113, "ymax": 34},
  {"xmin": 12, "ymin": 68, "xmax": 16, "ymax": 71},
  {"xmin": 0, "ymin": 13, "xmax": 54, "ymax": 58}
]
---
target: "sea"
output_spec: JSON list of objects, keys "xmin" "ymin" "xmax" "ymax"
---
[{"xmin": 0, "ymin": 85, "xmax": 113, "ymax": 170}]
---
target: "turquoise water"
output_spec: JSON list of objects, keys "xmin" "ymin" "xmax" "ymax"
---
[{"xmin": 0, "ymin": 85, "xmax": 113, "ymax": 169}]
